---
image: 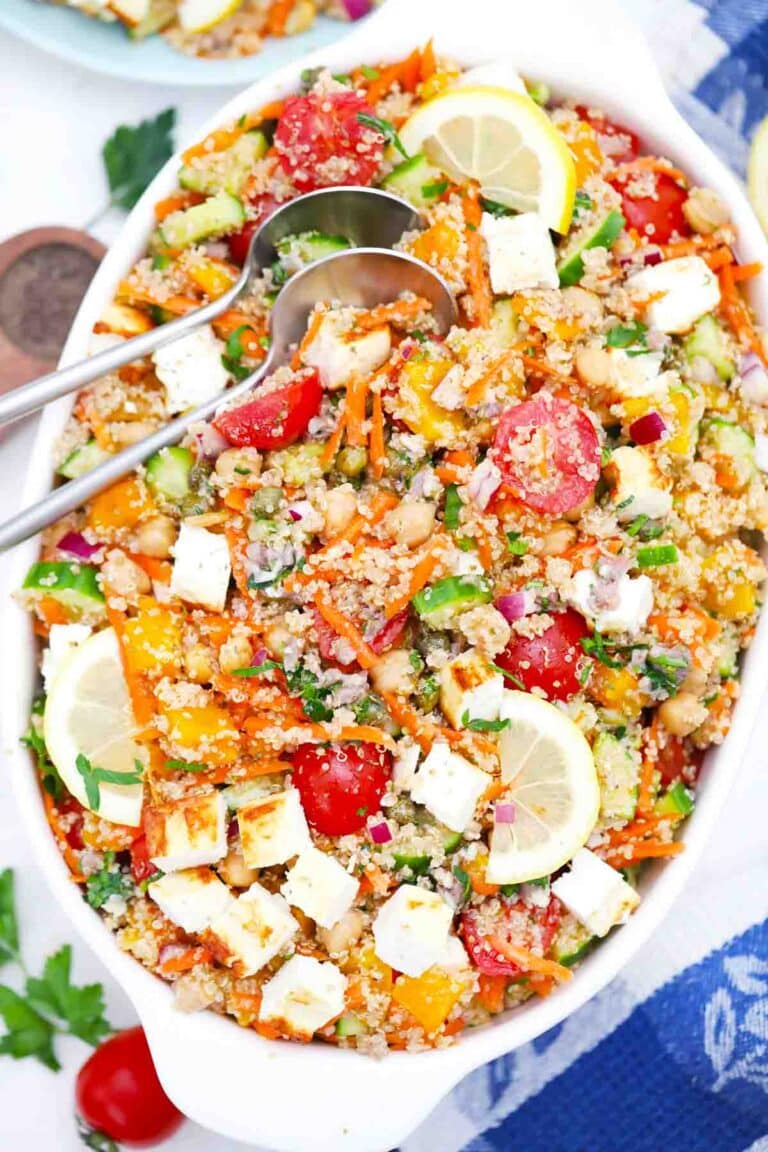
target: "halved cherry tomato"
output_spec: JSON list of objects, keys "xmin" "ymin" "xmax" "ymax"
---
[
  {"xmin": 274, "ymin": 90, "xmax": 385, "ymax": 192},
  {"xmin": 611, "ymin": 171, "xmax": 690, "ymax": 244},
  {"xmin": 495, "ymin": 608, "xmax": 590, "ymax": 701},
  {"xmin": 492, "ymin": 394, "xmax": 601, "ymax": 516},
  {"xmin": 56, "ymin": 796, "xmax": 85, "ymax": 853},
  {"xmin": 313, "ymin": 607, "xmax": 357, "ymax": 668},
  {"xmin": 129, "ymin": 835, "xmax": 155, "ymax": 884},
  {"xmin": 292, "ymin": 742, "xmax": 392, "ymax": 835},
  {"xmin": 654, "ymin": 733, "xmax": 703, "ymax": 788},
  {"xmin": 575, "ymin": 106, "xmax": 640, "ymax": 164},
  {"xmin": 370, "ymin": 607, "xmax": 410, "ymax": 654},
  {"xmin": 461, "ymin": 897, "xmax": 561, "ymax": 977},
  {"xmin": 214, "ymin": 370, "xmax": 322, "ymax": 450}
]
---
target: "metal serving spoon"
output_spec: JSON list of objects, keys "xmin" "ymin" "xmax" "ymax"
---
[
  {"xmin": 0, "ymin": 248, "xmax": 456, "ymax": 551},
  {"xmin": 0, "ymin": 187, "xmax": 421, "ymax": 428}
]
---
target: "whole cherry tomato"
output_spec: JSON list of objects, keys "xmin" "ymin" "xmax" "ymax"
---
[
  {"xmin": 611, "ymin": 171, "xmax": 690, "ymax": 244},
  {"xmin": 496, "ymin": 608, "xmax": 590, "ymax": 701},
  {"xmin": 76, "ymin": 1027, "xmax": 184, "ymax": 1148},
  {"xmin": 292, "ymin": 742, "xmax": 392, "ymax": 835},
  {"xmin": 274, "ymin": 90, "xmax": 385, "ymax": 192},
  {"xmin": 461, "ymin": 897, "xmax": 561, "ymax": 977},
  {"xmin": 492, "ymin": 394, "xmax": 601, "ymax": 516},
  {"xmin": 214, "ymin": 370, "xmax": 322, "ymax": 450},
  {"xmin": 575, "ymin": 106, "xmax": 640, "ymax": 164}
]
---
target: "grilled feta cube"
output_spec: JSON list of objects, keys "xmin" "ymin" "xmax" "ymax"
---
[
  {"xmin": 145, "ymin": 792, "xmax": 227, "ymax": 873},
  {"xmin": 148, "ymin": 867, "xmax": 233, "ymax": 933},
  {"xmin": 392, "ymin": 740, "xmax": 421, "ymax": 791},
  {"xmin": 170, "ymin": 523, "xmax": 232, "ymax": 613},
  {"xmin": 302, "ymin": 311, "xmax": 391, "ymax": 389},
  {"xmin": 207, "ymin": 882, "xmax": 298, "ymax": 976},
  {"xmin": 372, "ymin": 885, "xmax": 453, "ymax": 977},
  {"xmin": 152, "ymin": 325, "xmax": 230, "ymax": 414},
  {"xmin": 42, "ymin": 624, "xmax": 92, "ymax": 690},
  {"xmin": 570, "ymin": 568, "xmax": 654, "ymax": 636},
  {"xmin": 238, "ymin": 789, "xmax": 311, "ymax": 868},
  {"xmin": 281, "ymin": 847, "xmax": 358, "ymax": 929},
  {"xmin": 607, "ymin": 349, "xmax": 667, "ymax": 399},
  {"xmin": 439, "ymin": 649, "xmax": 504, "ymax": 730},
  {"xmin": 552, "ymin": 848, "xmax": 640, "ymax": 936},
  {"xmin": 259, "ymin": 954, "xmax": 347, "ymax": 1038},
  {"xmin": 604, "ymin": 445, "xmax": 672, "ymax": 522},
  {"xmin": 439, "ymin": 934, "xmax": 471, "ymax": 971},
  {"xmin": 480, "ymin": 212, "xmax": 559, "ymax": 295},
  {"xmin": 627, "ymin": 256, "xmax": 720, "ymax": 334},
  {"xmin": 410, "ymin": 743, "xmax": 489, "ymax": 833}
]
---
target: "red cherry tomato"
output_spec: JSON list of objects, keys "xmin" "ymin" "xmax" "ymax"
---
[
  {"xmin": 369, "ymin": 607, "xmax": 410, "ymax": 655},
  {"xmin": 461, "ymin": 897, "xmax": 561, "ymax": 977},
  {"xmin": 292, "ymin": 742, "xmax": 392, "ymax": 835},
  {"xmin": 76, "ymin": 1027, "xmax": 184, "ymax": 1148},
  {"xmin": 313, "ymin": 608, "xmax": 357, "ymax": 668},
  {"xmin": 495, "ymin": 608, "xmax": 590, "ymax": 702},
  {"xmin": 55, "ymin": 795, "xmax": 85, "ymax": 852},
  {"xmin": 274, "ymin": 90, "xmax": 385, "ymax": 192},
  {"xmin": 214, "ymin": 370, "xmax": 322, "ymax": 450},
  {"xmin": 492, "ymin": 394, "xmax": 601, "ymax": 516},
  {"xmin": 226, "ymin": 196, "xmax": 281, "ymax": 265},
  {"xmin": 129, "ymin": 836, "xmax": 155, "ymax": 884},
  {"xmin": 575, "ymin": 106, "xmax": 640, "ymax": 164},
  {"xmin": 611, "ymin": 171, "xmax": 690, "ymax": 244}
]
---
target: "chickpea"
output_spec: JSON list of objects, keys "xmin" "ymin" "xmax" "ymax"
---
[
  {"xmin": 539, "ymin": 521, "xmax": 577, "ymax": 557},
  {"xmin": 133, "ymin": 514, "xmax": 177, "ymax": 559},
  {"xmin": 323, "ymin": 486, "xmax": 358, "ymax": 539},
  {"xmin": 219, "ymin": 631, "xmax": 254, "ymax": 675},
  {"xmin": 682, "ymin": 187, "xmax": 730, "ymax": 235},
  {"xmin": 217, "ymin": 844, "xmax": 259, "ymax": 889},
  {"xmin": 458, "ymin": 604, "xmax": 511, "ymax": 658},
  {"xmin": 384, "ymin": 500, "xmax": 436, "ymax": 549},
  {"xmin": 575, "ymin": 345, "xmax": 613, "ymax": 389},
  {"xmin": 215, "ymin": 448, "xmax": 262, "ymax": 486},
  {"xmin": 264, "ymin": 622, "xmax": 292, "ymax": 658},
  {"xmin": 184, "ymin": 642, "xmax": 215, "ymax": 684},
  {"xmin": 561, "ymin": 286, "xmax": 604, "ymax": 329},
  {"xmin": 111, "ymin": 421, "xmax": 158, "ymax": 448},
  {"xmin": 370, "ymin": 649, "xmax": 419, "ymax": 697},
  {"xmin": 101, "ymin": 549, "xmax": 150, "ymax": 599},
  {"xmin": 680, "ymin": 664, "xmax": 708, "ymax": 696},
  {"xmin": 658, "ymin": 692, "xmax": 708, "ymax": 737},
  {"xmin": 317, "ymin": 910, "xmax": 365, "ymax": 957}
]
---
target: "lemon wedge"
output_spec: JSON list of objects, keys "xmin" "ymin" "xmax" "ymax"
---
[
  {"xmin": 399, "ymin": 86, "xmax": 576, "ymax": 233},
  {"xmin": 44, "ymin": 628, "xmax": 146, "ymax": 827},
  {"xmin": 178, "ymin": 0, "xmax": 243, "ymax": 33},
  {"xmin": 486, "ymin": 691, "xmax": 599, "ymax": 884},
  {"xmin": 748, "ymin": 115, "xmax": 768, "ymax": 235}
]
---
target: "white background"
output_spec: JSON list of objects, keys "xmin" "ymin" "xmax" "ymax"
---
[{"xmin": 0, "ymin": 10, "xmax": 766, "ymax": 1151}]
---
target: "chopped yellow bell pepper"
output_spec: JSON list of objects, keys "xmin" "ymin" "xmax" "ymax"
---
[
  {"xmin": 88, "ymin": 477, "xmax": 153, "ymax": 534},
  {"xmin": 187, "ymin": 257, "xmax": 238, "ymax": 300},
  {"xmin": 590, "ymin": 664, "xmax": 647, "ymax": 718},
  {"xmin": 161, "ymin": 702, "xmax": 240, "ymax": 765},
  {"xmin": 559, "ymin": 120, "xmax": 602, "ymax": 185},
  {"xmin": 702, "ymin": 545, "xmax": 760, "ymax": 620},
  {"xmin": 666, "ymin": 388, "xmax": 697, "ymax": 457},
  {"xmin": 398, "ymin": 357, "xmax": 466, "ymax": 443},
  {"xmin": 411, "ymin": 220, "xmax": 461, "ymax": 265},
  {"xmin": 123, "ymin": 598, "xmax": 183, "ymax": 677},
  {"xmin": 392, "ymin": 967, "xmax": 465, "ymax": 1034}
]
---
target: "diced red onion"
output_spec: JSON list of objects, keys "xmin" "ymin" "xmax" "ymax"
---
[
  {"xmin": 619, "ymin": 247, "xmax": 661, "ymax": 270},
  {"xmin": 252, "ymin": 647, "xmax": 269, "ymax": 667},
  {"xmin": 288, "ymin": 500, "xmax": 312, "ymax": 522},
  {"xmin": 495, "ymin": 592, "xmax": 533, "ymax": 622},
  {"xmin": 340, "ymin": 0, "xmax": 372, "ymax": 17},
  {"xmin": 468, "ymin": 458, "xmax": 502, "ymax": 510},
  {"xmin": 740, "ymin": 352, "xmax": 768, "ymax": 402},
  {"xmin": 57, "ymin": 531, "xmax": 102, "ymax": 561},
  {"xmin": 369, "ymin": 819, "xmax": 392, "ymax": 844},
  {"xmin": 495, "ymin": 802, "xmax": 516, "ymax": 824},
  {"xmin": 400, "ymin": 341, "xmax": 416, "ymax": 361},
  {"xmin": 629, "ymin": 410, "xmax": 667, "ymax": 444}
]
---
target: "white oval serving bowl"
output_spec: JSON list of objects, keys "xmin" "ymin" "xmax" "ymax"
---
[{"xmin": 3, "ymin": 1, "xmax": 768, "ymax": 1149}]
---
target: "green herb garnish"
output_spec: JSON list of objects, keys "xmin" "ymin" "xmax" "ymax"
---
[
  {"xmin": 506, "ymin": 531, "xmax": 529, "ymax": 556},
  {"xmin": 461, "ymin": 711, "xmax": 511, "ymax": 733},
  {"xmin": 221, "ymin": 324, "xmax": 257, "ymax": 381},
  {"xmin": 21, "ymin": 698, "xmax": 62, "ymax": 800},
  {"xmin": 74, "ymin": 755, "xmax": 143, "ymax": 814},
  {"xmin": 356, "ymin": 112, "xmax": 409, "ymax": 158},
  {"xmin": 85, "ymin": 853, "xmax": 132, "ymax": 911},
  {"xmin": 422, "ymin": 179, "xmax": 449, "ymax": 199},
  {"xmin": 100, "ymin": 108, "xmax": 176, "ymax": 214},
  {"xmin": 444, "ymin": 483, "xmax": 463, "ymax": 531},
  {"xmin": 165, "ymin": 759, "xmax": 209, "ymax": 772},
  {"xmin": 490, "ymin": 663, "xmax": 526, "ymax": 690}
]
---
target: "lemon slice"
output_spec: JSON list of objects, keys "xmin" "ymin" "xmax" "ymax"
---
[
  {"xmin": 44, "ymin": 628, "xmax": 146, "ymax": 827},
  {"xmin": 178, "ymin": 0, "xmax": 242, "ymax": 33},
  {"xmin": 399, "ymin": 86, "xmax": 576, "ymax": 233},
  {"xmin": 485, "ymin": 691, "xmax": 599, "ymax": 884},
  {"xmin": 748, "ymin": 115, "xmax": 768, "ymax": 235}
]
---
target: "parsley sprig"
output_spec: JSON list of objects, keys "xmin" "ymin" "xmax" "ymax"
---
[
  {"xmin": 75, "ymin": 754, "xmax": 144, "ymax": 814},
  {"xmin": 605, "ymin": 320, "xmax": 649, "ymax": 357},
  {"xmin": 21, "ymin": 698, "xmax": 61, "ymax": 800},
  {"xmin": 85, "ymin": 108, "xmax": 176, "ymax": 231},
  {"xmin": 356, "ymin": 112, "xmax": 409, "ymax": 159},
  {"xmin": 85, "ymin": 853, "xmax": 133, "ymax": 911}
]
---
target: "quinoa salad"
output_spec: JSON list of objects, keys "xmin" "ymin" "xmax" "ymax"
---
[{"xmin": 20, "ymin": 45, "xmax": 768, "ymax": 1055}]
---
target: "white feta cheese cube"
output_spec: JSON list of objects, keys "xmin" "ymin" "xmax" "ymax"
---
[
  {"xmin": 207, "ymin": 882, "xmax": 299, "ymax": 976},
  {"xmin": 392, "ymin": 740, "xmax": 421, "ymax": 791},
  {"xmin": 42, "ymin": 624, "xmax": 92, "ymax": 690},
  {"xmin": 145, "ymin": 792, "xmax": 227, "ymax": 873},
  {"xmin": 607, "ymin": 348, "xmax": 667, "ymax": 399},
  {"xmin": 439, "ymin": 649, "xmax": 505, "ymax": 730},
  {"xmin": 438, "ymin": 935, "xmax": 471, "ymax": 971},
  {"xmin": 570, "ymin": 569, "xmax": 654, "ymax": 636},
  {"xmin": 552, "ymin": 848, "xmax": 640, "ymax": 937},
  {"xmin": 627, "ymin": 256, "xmax": 720, "ymax": 335},
  {"xmin": 410, "ymin": 743, "xmax": 489, "ymax": 833},
  {"xmin": 480, "ymin": 212, "xmax": 559, "ymax": 295},
  {"xmin": 430, "ymin": 364, "xmax": 467, "ymax": 410},
  {"xmin": 451, "ymin": 549, "xmax": 485, "ymax": 578},
  {"xmin": 258, "ymin": 954, "xmax": 347, "ymax": 1038},
  {"xmin": 149, "ymin": 867, "xmax": 233, "ymax": 933},
  {"xmin": 152, "ymin": 325, "xmax": 230, "ymax": 414},
  {"xmin": 238, "ymin": 789, "xmax": 311, "ymax": 868},
  {"xmin": 281, "ymin": 847, "xmax": 358, "ymax": 929},
  {"xmin": 170, "ymin": 523, "xmax": 232, "ymax": 613},
  {"xmin": 372, "ymin": 885, "xmax": 453, "ymax": 977},
  {"xmin": 302, "ymin": 311, "xmax": 391, "ymax": 389},
  {"xmin": 605, "ymin": 445, "xmax": 672, "ymax": 522}
]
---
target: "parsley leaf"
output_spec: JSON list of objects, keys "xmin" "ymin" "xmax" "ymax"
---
[
  {"xmin": 75, "ymin": 754, "xmax": 144, "ymax": 814},
  {"xmin": 0, "ymin": 871, "xmax": 20, "ymax": 969},
  {"xmin": 25, "ymin": 945, "xmax": 112, "ymax": 1047},
  {"xmin": 221, "ymin": 324, "xmax": 256, "ymax": 382},
  {"xmin": 452, "ymin": 865, "xmax": 471, "ymax": 902},
  {"xmin": 573, "ymin": 190, "xmax": 594, "ymax": 218},
  {"xmin": 231, "ymin": 661, "xmax": 282, "ymax": 677},
  {"xmin": 481, "ymin": 197, "xmax": 515, "ymax": 217},
  {"xmin": 360, "ymin": 64, "xmax": 380, "ymax": 80},
  {"xmin": 443, "ymin": 484, "xmax": 462, "ymax": 531},
  {"xmin": 165, "ymin": 759, "xmax": 209, "ymax": 772},
  {"xmin": 356, "ymin": 112, "xmax": 409, "ymax": 159},
  {"xmin": 84, "ymin": 853, "xmax": 132, "ymax": 911},
  {"xmin": 644, "ymin": 652, "xmax": 688, "ymax": 696},
  {"xmin": 78, "ymin": 1119, "xmax": 120, "ymax": 1152},
  {"xmin": 285, "ymin": 664, "xmax": 335, "ymax": 723},
  {"xmin": 581, "ymin": 632, "xmax": 626, "ymax": 669},
  {"xmin": 461, "ymin": 711, "xmax": 511, "ymax": 733},
  {"xmin": 605, "ymin": 320, "xmax": 648, "ymax": 354},
  {"xmin": 21, "ymin": 699, "xmax": 61, "ymax": 800},
  {"xmin": 422, "ymin": 179, "xmax": 449, "ymax": 199},
  {"xmin": 102, "ymin": 108, "xmax": 176, "ymax": 212},
  {"xmin": 506, "ymin": 531, "xmax": 529, "ymax": 556},
  {"xmin": 0, "ymin": 986, "xmax": 59, "ymax": 1071},
  {"xmin": 490, "ymin": 663, "xmax": 526, "ymax": 690}
]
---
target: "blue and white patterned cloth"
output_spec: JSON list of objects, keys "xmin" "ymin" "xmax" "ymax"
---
[{"xmin": 402, "ymin": 6, "xmax": 768, "ymax": 1150}]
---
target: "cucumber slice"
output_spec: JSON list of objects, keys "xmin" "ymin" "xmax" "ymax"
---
[
  {"xmin": 179, "ymin": 132, "xmax": 268, "ymax": 197},
  {"xmin": 266, "ymin": 443, "xmax": 326, "ymax": 485},
  {"xmin": 145, "ymin": 446, "xmax": 194, "ymax": 503},
  {"xmin": 335, "ymin": 1013, "xmax": 366, "ymax": 1037},
  {"xmin": 22, "ymin": 562, "xmax": 105, "ymax": 621},
  {"xmin": 381, "ymin": 153, "xmax": 444, "ymax": 210},
  {"xmin": 552, "ymin": 915, "xmax": 595, "ymax": 966},
  {"xmin": 443, "ymin": 830, "xmax": 463, "ymax": 854},
  {"xmin": 128, "ymin": 0, "xmax": 175, "ymax": 37},
  {"xmin": 490, "ymin": 298, "xmax": 519, "ymax": 343},
  {"xmin": 393, "ymin": 852, "xmax": 431, "ymax": 875},
  {"xmin": 654, "ymin": 779, "xmax": 694, "ymax": 818},
  {"xmin": 276, "ymin": 230, "xmax": 351, "ymax": 267},
  {"xmin": 58, "ymin": 439, "xmax": 111, "ymax": 480},
  {"xmin": 699, "ymin": 418, "xmax": 756, "ymax": 489},
  {"xmin": 714, "ymin": 624, "xmax": 739, "ymax": 679},
  {"xmin": 158, "ymin": 191, "xmax": 245, "ymax": 250},
  {"xmin": 593, "ymin": 731, "xmax": 639, "ymax": 824},
  {"xmin": 557, "ymin": 209, "xmax": 625, "ymax": 287},
  {"xmin": 684, "ymin": 314, "xmax": 735, "ymax": 382},
  {"xmin": 413, "ymin": 575, "xmax": 492, "ymax": 628}
]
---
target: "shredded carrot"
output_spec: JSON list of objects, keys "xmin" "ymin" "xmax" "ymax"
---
[
  {"xmin": 321, "ymin": 411, "xmax": 347, "ymax": 468},
  {"xmin": 466, "ymin": 348, "xmax": 521, "ymax": 406},
  {"xmin": 604, "ymin": 840, "xmax": 684, "ymax": 868},
  {"xmin": 212, "ymin": 311, "xmax": 267, "ymax": 357},
  {"xmin": 463, "ymin": 191, "xmax": 492, "ymax": 328},
  {"xmin": 130, "ymin": 554, "xmax": 172, "ymax": 583},
  {"xmin": 482, "ymin": 779, "xmax": 508, "ymax": 805},
  {"xmin": 154, "ymin": 191, "xmax": 204, "ymax": 222},
  {"xmin": 477, "ymin": 973, "xmax": 507, "ymax": 1014},
  {"xmin": 384, "ymin": 538, "xmax": 443, "ymax": 619},
  {"xmin": 352, "ymin": 297, "xmax": 430, "ymax": 332},
  {"xmin": 528, "ymin": 974, "xmax": 557, "ymax": 998},
  {"xmin": 444, "ymin": 448, "xmax": 475, "ymax": 468},
  {"xmin": 244, "ymin": 716, "xmax": 328, "ymax": 741},
  {"xmin": 344, "ymin": 374, "xmax": 369, "ymax": 447},
  {"xmin": 291, "ymin": 308, "xmax": 325, "ymax": 370},
  {"xmin": 435, "ymin": 464, "xmax": 463, "ymax": 484},
  {"xmin": 636, "ymin": 753, "xmax": 658, "ymax": 816},
  {"xmin": 606, "ymin": 813, "xmax": 681, "ymax": 848},
  {"xmin": 116, "ymin": 281, "xmax": 200, "ymax": 316},
  {"xmin": 369, "ymin": 390, "xmax": 387, "ymax": 479},
  {"xmin": 442, "ymin": 1015, "xmax": 467, "ymax": 1037},
  {"xmin": 336, "ymin": 726, "xmax": 397, "ymax": 752},
  {"xmin": 105, "ymin": 602, "xmax": 156, "ymax": 729},
  {"xmin": 360, "ymin": 863, "xmax": 394, "ymax": 896},
  {"xmin": 490, "ymin": 936, "xmax": 573, "ymax": 983},
  {"xmin": 380, "ymin": 692, "xmax": 436, "ymax": 753},
  {"xmin": 473, "ymin": 522, "xmax": 494, "ymax": 571},
  {"xmin": 419, "ymin": 38, "xmax": 437, "ymax": 85},
  {"xmin": 36, "ymin": 597, "xmax": 69, "ymax": 627},
  {"xmin": 159, "ymin": 946, "xmax": 213, "ymax": 975},
  {"xmin": 314, "ymin": 592, "xmax": 379, "ymax": 670},
  {"xmin": 731, "ymin": 261, "xmax": 763, "ymax": 283},
  {"xmin": 266, "ymin": 0, "xmax": 293, "ymax": 34},
  {"xmin": 43, "ymin": 792, "xmax": 85, "ymax": 883},
  {"xmin": 704, "ymin": 246, "xmax": 736, "ymax": 272},
  {"xmin": 520, "ymin": 354, "xmax": 577, "ymax": 385},
  {"xmin": 180, "ymin": 103, "xmax": 284, "ymax": 165},
  {"xmin": 719, "ymin": 262, "xmax": 767, "ymax": 363},
  {"xmin": 366, "ymin": 47, "xmax": 422, "ymax": 105},
  {"xmin": 614, "ymin": 156, "xmax": 687, "ymax": 183},
  {"xmin": 314, "ymin": 490, "xmax": 399, "ymax": 559}
]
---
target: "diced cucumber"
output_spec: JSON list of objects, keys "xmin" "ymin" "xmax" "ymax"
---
[
  {"xmin": 128, "ymin": 0, "xmax": 175, "ymax": 37},
  {"xmin": 221, "ymin": 777, "xmax": 283, "ymax": 809},
  {"xmin": 443, "ymin": 830, "xmax": 463, "ymax": 854},
  {"xmin": 558, "ymin": 209, "xmax": 625, "ymax": 286},
  {"xmin": 699, "ymin": 417, "xmax": 756, "ymax": 488},
  {"xmin": 276, "ymin": 230, "xmax": 351, "ymax": 267},
  {"xmin": 179, "ymin": 131, "xmax": 268, "ymax": 198},
  {"xmin": 393, "ymin": 852, "xmax": 431, "ymax": 875},
  {"xmin": 335, "ymin": 1013, "xmax": 366, "ymax": 1038},
  {"xmin": 58, "ymin": 439, "xmax": 111, "ymax": 480},
  {"xmin": 593, "ymin": 731, "xmax": 639, "ymax": 824},
  {"xmin": 158, "ymin": 191, "xmax": 245, "ymax": 250},
  {"xmin": 413, "ymin": 575, "xmax": 492, "ymax": 628},
  {"xmin": 22, "ymin": 562, "xmax": 105, "ymax": 621},
  {"xmin": 655, "ymin": 779, "xmax": 694, "ymax": 818},
  {"xmin": 552, "ymin": 915, "xmax": 595, "ymax": 967},
  {"xmin": 684, "ymin": 314, "xmax": 735, "ymax": 382},
  {"xmin": 490, "ymin": 298, "xmax": 519, "ymax": 344},
  {"xmin": 145, "ymin": 446, "xmax": 194, "ymax": 503},
  {"xmin": 381, "ymin": 153, "xmax": 444, "ymax": 210},
  {"xmin": 715, "ymin": 624, "xmax": 739, "ymax": 679},
  {"xmin": 266, "ymin": 443, "xmax": 327, "ymax": 485}
]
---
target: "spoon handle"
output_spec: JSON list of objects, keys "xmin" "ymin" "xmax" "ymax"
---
[{"xmin": 0, "ymin": 353, "xmax": 273, "ymax": 552}]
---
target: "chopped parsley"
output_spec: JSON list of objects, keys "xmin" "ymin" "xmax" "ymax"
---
[
  {"xmin": 461, "ymin": 711, "xmax": 511, "ymax": 733},
  {"xmin": 452, "ymin": 865, "xmax": 471, "ymax": 902},
  {"xmin": 356, "ymin": 112, "xmax": 408, "ymax": 159},
  {"xmin": 644, "ymin": 652, "xmax": 688, "ymax": 696},
  {"xmin": 490, "ymin": 663, "xmax": 526, "ymax": 690},
  {"xmin": 443, "ymin": 483, "xmax": 463, "ymax": 531},
  {"xmin": 21, "ymin": 698, "xmax": 62, "ymax": 800},
  {"xmin": 605, "ymin": 320, "xmax": 649, "ymax": 357},
  {"xmin": 422, "ymin": 179, "xmax": 449, "ymax": 199},
  {"xmin": 409, "ymin": 650, "xmax": 425, "ymax": 673},
  {"xmin": 285, "ymin": 664, "xmax": 336, "ymax": 723},
  {"xmin": 581, "ymin": 632, "xmax": 626, "ymax": 669},
  {"xmin": 231, "ymin": 661, "xmax": 282, "ymax": 677},
  {"xmin": 85, "ymin": 853, "xmax": 132, "ymax": 911},
  {"xmin": 360, "ymin": 64, "xmax": 380, "ymax": 80},
  {"xmin": 572, "ymin": 190, "xmax": 594, "ymax": 218},
  {"xmin": 625, "ymin": 514, "xmax": 664, "ymax": 541},
  {"xmin": 481, "ymin": 197, "xmax": 515, "ymax": 217},
  {"xmin": 74, "ymin": 755, "xmax": 143, "ymax": 814},
  {"xmin": 506, "ymin": 531, "xmax": 529, "ymax": 556},
  {"xmin": 165, "ymin": 759, "xmax": 209, "ymax": 772},
  {"xmin": 221, "ymin": 324, "xmax": 257, "ymax": 382}
]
